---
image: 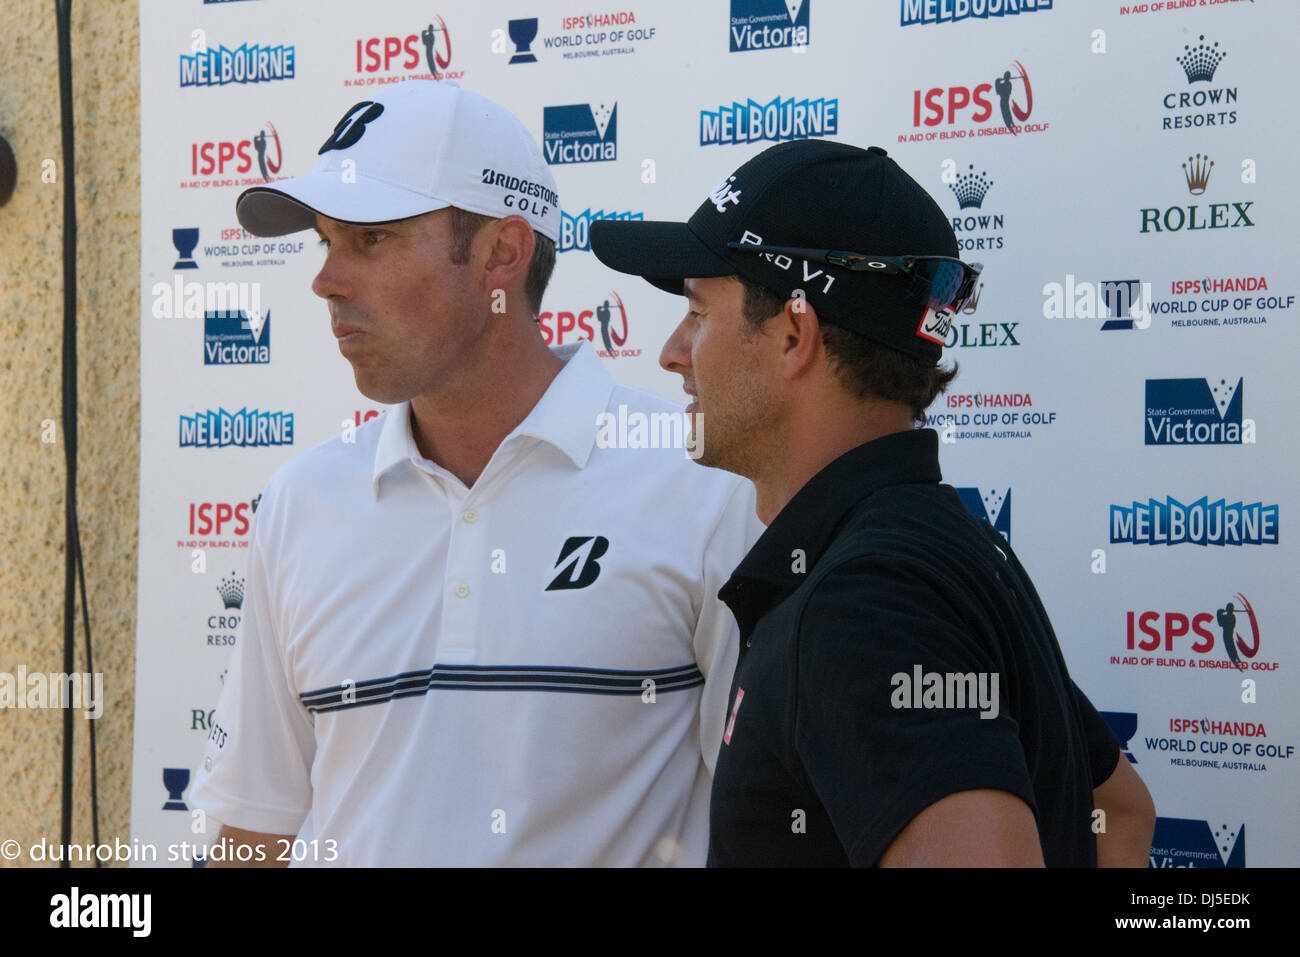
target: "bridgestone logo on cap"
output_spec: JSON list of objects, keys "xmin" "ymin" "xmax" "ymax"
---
[{"xmin": 480, "ymin": 168, "xmax": 559, "ymax": 207}]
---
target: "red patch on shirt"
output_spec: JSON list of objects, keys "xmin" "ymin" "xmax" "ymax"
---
[{"xmin": 723, "ymin": 687, "xmax": 745, "ymax": 745}]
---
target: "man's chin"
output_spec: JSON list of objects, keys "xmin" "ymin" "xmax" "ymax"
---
[{"xmin": 351, "ymin": 374, "xmax": 409, "ymax": 407}]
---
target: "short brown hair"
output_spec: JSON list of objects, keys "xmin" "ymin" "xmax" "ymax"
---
[
  {"xmin": 447, "ymin": 207, "xmax": 556, "ymax": 315},
  {"xmin": 738, "ymin": 276, "xmax": 957, "ymax": 425}
]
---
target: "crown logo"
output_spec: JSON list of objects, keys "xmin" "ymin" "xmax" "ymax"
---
[
  {"xmin": 1177, "ymin": 35, "xmax": 1225, "ymax": 84},
  {"xmin": 217, "ymin": 573, "xmax": 245, "ymax": 610},
  {"xmin": 949, "ymin": 164, "xmax": 993, "ymax": 209},
  {"xmin": 1182, "ymin": 153, "xmax": 1213, "ymax": 195},
  {"xmin": 961, "ymin": 281, "xmax": 983, "ymax": 315}
]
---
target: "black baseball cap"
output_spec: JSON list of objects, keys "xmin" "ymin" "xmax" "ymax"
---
[{"xmin": 589, "ymin": 140, "xmax": 978, "ymax": 362}]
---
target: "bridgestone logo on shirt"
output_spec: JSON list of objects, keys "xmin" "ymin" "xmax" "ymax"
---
[{"xmin": 546, "ymin": 535, "xmax": 609, "ymax": 591}]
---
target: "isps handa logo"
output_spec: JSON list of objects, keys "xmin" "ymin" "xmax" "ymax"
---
[
  {"xmin": 905, "ymin": 60, "xmax": 1046, "ymax": 142},
  {"xmin": 543, "ymin": 102, "xmax": 617, "ymax": 164},
  {"xmin": 1161, "ymin": 34, "xmax": 1236, "ymax": 132},
  {"xmin": 347, "ymin": 18, "xmax": 463, "ymax": 87},
  {"xmin": 1139, "ymin": 153, "xmax": 1254, "ymax": 235},
  {"xmin": 539, "ymin": 293, "xmax": 641, "ymax": 359},
  {"xmin": 184, "ymin": 122, "xmax": 285, "ymax": 189}
]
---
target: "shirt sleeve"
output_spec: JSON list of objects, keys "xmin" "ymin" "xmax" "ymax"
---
[
  {"xmin": 1071, "ymin": 680, "xmax": 1122, "ymax": 787},
  {"xmin": 792, "ymin": 555, "xmax": 1037, "ymax": 867},
  {"xmin": 189, "ymin": 478, "xmax": 316, "ymax": 835},
  {"xmin": 692, "ymin": 478, "xmax": 763, "ymax": 775}
]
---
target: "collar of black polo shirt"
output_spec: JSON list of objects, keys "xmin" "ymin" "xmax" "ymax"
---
[{"xmin": 718, "ymin": 428, "xmax": 942, "ymax": 641}]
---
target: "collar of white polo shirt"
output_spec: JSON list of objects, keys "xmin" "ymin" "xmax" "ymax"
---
[{"xmin": 370, "ymin": 341, "xmax": 615, "ymax": 499}]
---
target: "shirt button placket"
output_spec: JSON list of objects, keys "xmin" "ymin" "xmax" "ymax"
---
[{"xmin": 440, "ymin": 491, "xmax": 482, "ymax": 661}]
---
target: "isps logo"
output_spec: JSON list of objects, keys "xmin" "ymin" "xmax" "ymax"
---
[
  {"xmin": 187, "ymin": 122, "xmax": 283, "ymax": 187},
  {"xmin": 907, "ymin": 60, "xmax": 1047, "ymax": 140},
  {"xmin": 348, "ymin": 19, "xmax": 463, "ymax": 86},
  {"xmin": 178, "ymin": 499, "xmax": 258, "ymax": 551},
  {"xmin": 539, "ymin": 292, "xmax": 642, "ymax": 359},
  {"xmin": 1118, "ymin": 594, "xmax": 1276, "ymax": 672}
]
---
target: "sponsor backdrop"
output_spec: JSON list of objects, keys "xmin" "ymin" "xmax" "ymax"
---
[{"xmin": 135, "ymin": 0, "xmax": 1298, "ymax": 867}]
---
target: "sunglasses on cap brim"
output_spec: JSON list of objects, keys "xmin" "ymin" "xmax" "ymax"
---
[{"xmin": 727, "ymin": 242, "xmax": 984, "ymax": 315}]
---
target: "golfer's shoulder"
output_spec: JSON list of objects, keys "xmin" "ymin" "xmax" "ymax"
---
[
  {"xmin": 253, "ymin": 410, "xmax": 388, "ymax": 518},
  {"xmin": 599, "ymin": 379, "xmax": 747, "ymax": 498}
]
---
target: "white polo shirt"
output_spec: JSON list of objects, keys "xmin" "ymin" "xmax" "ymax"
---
[{"xmin": 190, "ymin": 341, "xmax": 761, "ymax": 866}]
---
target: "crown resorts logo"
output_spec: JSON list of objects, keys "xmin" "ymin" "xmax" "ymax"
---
[
  {"xmin": 1162, "ymin": 35, "xmax": 1236, "ymax": 132},
  {"xmin": 944, "ymin": 160, "xmax": 1003, "ymax": 253},
  {"xmin": 543, "ymin": 102, "xmax": 617, "ymax": 164},
  {"xmin": 207, "ymin": 574, "xmax": 244, "ymax": 648},
  {"xmin": 217, "ymin": 574, "xmax": 245, "ymax": 610},
  {"xmin": 1140, "ymin": 153, "xmax": 1253, "ymax": 234}
]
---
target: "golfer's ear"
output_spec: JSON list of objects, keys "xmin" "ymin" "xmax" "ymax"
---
[
  {"xmin": 777, "ymin": 292, "xmax": 823, "ymax": 380},
  {"xmin": 477, "ymin": 214, "xmax": 534, "ymax": 294}
]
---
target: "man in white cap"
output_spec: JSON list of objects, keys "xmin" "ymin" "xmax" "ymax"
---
[{"xmin": 190, "ymin": 79, "xmax": 760, "ymax": 866}]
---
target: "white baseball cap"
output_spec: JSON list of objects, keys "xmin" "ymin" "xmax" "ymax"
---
[{"xmin": 235, "ymin": 79, "xmax": 560, "ymax": 242}]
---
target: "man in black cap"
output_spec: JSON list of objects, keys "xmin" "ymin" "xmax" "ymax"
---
[{"xmin": 589, "ymin": 140, "xmax": 1155, "ymax": 866}]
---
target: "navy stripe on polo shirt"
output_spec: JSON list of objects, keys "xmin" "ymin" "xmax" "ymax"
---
[{"xmin": 300, "ymin": 663, "xmax": 705, "ymax": 713}]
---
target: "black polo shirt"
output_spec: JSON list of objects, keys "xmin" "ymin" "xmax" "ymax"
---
[{"xmin": 708, "ymin": 428, "xmax": 1120, "ymax": 867}]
